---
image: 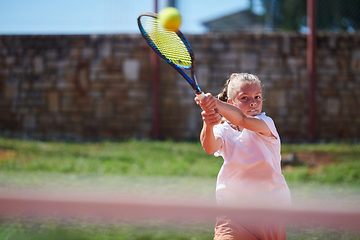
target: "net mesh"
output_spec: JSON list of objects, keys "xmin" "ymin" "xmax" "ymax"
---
[
  {"xmin": 139, "ymin": 15, "xmax": 192, "ymax": 69},
  {"xmin": 1, "ymin": 178, "xmax": 360, "ymax": 239}
]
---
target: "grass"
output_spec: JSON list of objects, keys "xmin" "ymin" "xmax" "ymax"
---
[
  {"xmin": 282, "ymin": 143, "xmax": 360, "ymax": 184},
  {"xmin": 1, "ymin": 137, "xmax": 360, "ymax": 184},
  {"xmin": 0, "ymin": 218, "xmax": 215, "ymax": 240},
  {"xmin": 0, "ymin": 137, "xmax": 221, "ymax": 177},
  {"xmin": 1, "ymin": 137, "xmax": 360, "ymax": 239},
  {"xmin": 2, "ymin": 217, "xmax": 359, "ymax": 240}
]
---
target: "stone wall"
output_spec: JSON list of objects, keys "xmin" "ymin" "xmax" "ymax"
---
[{"xmin": 0, "ymin": 33, "xmax": 359, "ymax": 142}]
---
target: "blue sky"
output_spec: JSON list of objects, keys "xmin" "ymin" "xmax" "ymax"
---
[{"xmin": 0, "ymin": 0, "xmax": 264, "ymax": 34}]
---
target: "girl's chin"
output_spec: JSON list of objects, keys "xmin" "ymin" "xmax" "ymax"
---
[{"xmin": 246, "ymin": 111, "xmax": 259, "ymax": 116}]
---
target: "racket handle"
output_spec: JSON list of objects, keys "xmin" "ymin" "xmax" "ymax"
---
[
  {"xmin": 196, "ymin": 91, "xmax": 206, "ymax": 100},
  {"xmin": 196, "ymin": 91, "xmax": 219, "ymax": 113}
]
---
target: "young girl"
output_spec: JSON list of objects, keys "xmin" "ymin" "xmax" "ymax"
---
[{"xmin": 195, "ymin": 73, "xmax": 291, "ymax": 240}]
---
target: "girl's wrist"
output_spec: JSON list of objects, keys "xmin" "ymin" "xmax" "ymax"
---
[{"xmin": 203, "ymin": 122, "xmax": 214, "ymax": 131}]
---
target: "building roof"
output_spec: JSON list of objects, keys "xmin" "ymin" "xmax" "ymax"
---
[{"xmin": 203, "ymin": 10, "xmax": 264, "ymax": 32}]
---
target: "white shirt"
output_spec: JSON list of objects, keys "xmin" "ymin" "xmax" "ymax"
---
[{"xmin": 213, "ymin": 112, "xmax": 291, "ymax": 207}]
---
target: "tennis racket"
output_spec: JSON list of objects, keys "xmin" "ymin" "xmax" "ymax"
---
[{"xmin": 137, "ymin": 12, "xmax": 205, "ymax": 100}]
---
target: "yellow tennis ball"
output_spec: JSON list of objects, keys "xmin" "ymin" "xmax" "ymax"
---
[{"xmin": 158, "ymin": 7, "xmax": 182, "ymax": 32}]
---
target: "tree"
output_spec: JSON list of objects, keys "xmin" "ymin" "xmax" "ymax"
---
[{"xmin": 259, "ymin": 0, "xmax": 360, "ymax": 32}]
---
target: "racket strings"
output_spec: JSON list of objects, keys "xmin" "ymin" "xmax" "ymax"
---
[{"xmin": 140, "ymin": 16, "xmax": 192, "ymax": 69}]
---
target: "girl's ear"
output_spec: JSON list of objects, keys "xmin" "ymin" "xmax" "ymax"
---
[{"xmin": 227, "ymin": 99, "xmax": 233, "ymax": 105}]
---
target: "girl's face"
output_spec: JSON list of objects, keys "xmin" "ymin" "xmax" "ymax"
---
[{"xmin": 228, "ymin": 81, "xmax": 263, "ymax": 117}]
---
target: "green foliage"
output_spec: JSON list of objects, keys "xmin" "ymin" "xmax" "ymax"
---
[{"xmin": 259, "ymin": 0, "xmax": 360, "ymax": 31}]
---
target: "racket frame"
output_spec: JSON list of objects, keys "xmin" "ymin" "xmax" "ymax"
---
[{"xmin": 137, "ymin": 12, "xmax": 204, "ymax": 98}]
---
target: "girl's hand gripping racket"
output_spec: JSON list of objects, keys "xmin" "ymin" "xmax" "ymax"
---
[{"xmin": 137, "ymin": 12, "xmax": 205, "ymax": 100}]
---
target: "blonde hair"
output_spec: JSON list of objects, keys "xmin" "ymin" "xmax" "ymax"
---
[{"xmin": 218, "ymin": 73, "xmax": 264, "ymax": 102}]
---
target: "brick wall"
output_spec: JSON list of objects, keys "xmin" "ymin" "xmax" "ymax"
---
[{"xmin": 0, "ymin": 33, "xmax": 359, "ymax": 142}]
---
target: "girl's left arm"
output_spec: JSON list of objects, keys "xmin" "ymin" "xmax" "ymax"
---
[{"xmin": 199, "ymin": 94, "xmax": 273, "ymax": 137}]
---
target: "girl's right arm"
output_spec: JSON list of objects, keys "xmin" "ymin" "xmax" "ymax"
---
[
  {"xmin": 199, "ymin": 110, "xmax": 223, "ymax": 155},
  {"xmin": 195, "ymin": 94, "xmax": 223, "ymax": 154}
]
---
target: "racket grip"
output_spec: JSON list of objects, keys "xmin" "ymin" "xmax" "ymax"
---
[
  {"xmin": 196, "ymin": 91, "xmax": 206, "ymax": 100},
  {"xmin": 196, "ymin": 92, "xmax": 219, "ymax": 113}
]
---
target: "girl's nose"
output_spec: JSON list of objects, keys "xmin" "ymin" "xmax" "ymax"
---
[{"xmin": 250, "ymin": 99, "xmax": 257, "ymax": 106}]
